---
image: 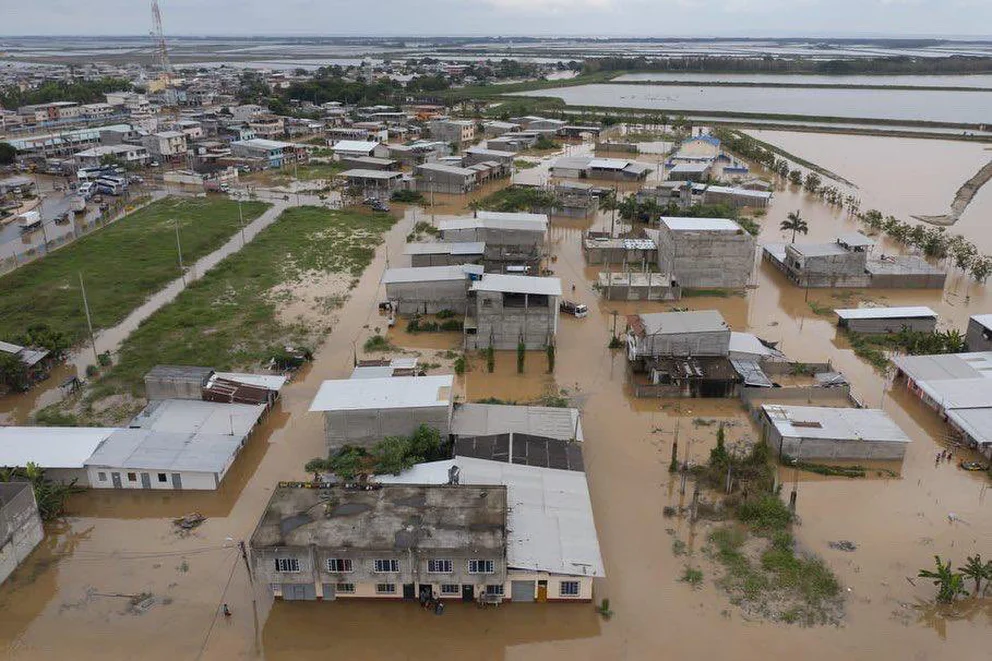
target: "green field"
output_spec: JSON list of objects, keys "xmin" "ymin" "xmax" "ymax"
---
[
  {"xmin": 93, "ymin": 206, "xmax": 396, "ymax": 397},
  {"xmin": 0, "ymin": 196, "xmax": 270, "ymax": 346}
]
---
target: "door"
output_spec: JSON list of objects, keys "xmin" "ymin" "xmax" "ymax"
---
[
  {"xmin": 402, "ymin": 583, "xmax": 416, "ymax": 600},
  {"xmin": 140, "ymin": 473, "xmax": 151, "ymax": 489},
  {"xmin": 537, "ymin": 580, "xmax": 548, "ymax": 602},
  {"xmin": 322, "ymin": 583, "xmax": 336, "ymax": 601},
  {"xmin": 461, "ymin": 584, "xmax": 474, "ymax": 602},
  {"xmin": 511, "ymin": 580, "xmax": 535, "ymax": 603},
  {"xmin": 171, "ymin": 473, "xmax": 182, "ymax": 489},
  {"xmin": 283, "ymin": 584, "xmax": 316, "ymax": 601},
  {"xmin": 111, "ymin": 472, "xmax": 122, "ymax": 489}
]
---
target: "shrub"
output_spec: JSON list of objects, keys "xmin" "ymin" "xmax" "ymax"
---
[
  {"xmin": 453, "ymin": 355, "xmax": 466, "ymax": 375},
  {"xmin": 363, "ymin": 334, "xmax": 392, "ymax": 352}
]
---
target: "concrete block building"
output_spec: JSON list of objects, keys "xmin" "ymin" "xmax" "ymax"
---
[
  {"xmin": 405, "ymin": 242, "xmax": 485, "ymax": 268},
  {"xmin": 250, "ymin": 484, "xmax": 507, "ymax": 601},
  {"xmin": 429, "ymin": 119, "xmax": 476, "ymax": 145},
  {"xmin": 652, "ymin": 217, "xmax": 756, "ymax": 290},
  {"xmin": 383, "ymin": 264, "xmax": 482, "ymax": 315},
  {"xmin": 415, "ymin": 162, "xmax": 479, "ymax": 194},
  {"xmin": 309, "ymin": 375, "xmax": 455, "ymax": 452},
  {"xmin": 835, "ymin": 307, "xmax": 938, "ymax": 335},
  {"xmin": 626, "ymin": 310, "xmax": 731, "ymax": 362},
  {"xmin": 759, "ymin": 405, "xmax": 910, "ymax": 461},
  {"xmin": 966, "ymin": 314, "xmax": 992, "ymax": 352},
  {"xmin": 440, "ymin": 212, "xmax": 547, "ymax": 270},
  {"xmin": 466, "ymin": 274, "xmax": 562, "ymax": 350},
  {"xmin": 0, "ymin": 483, "xmax": 44, "ymax": 586}
]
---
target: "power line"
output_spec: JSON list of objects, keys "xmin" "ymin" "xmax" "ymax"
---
[{"xmin": 194, "ymin": 551, "xmax": 240, "ymax": 661}]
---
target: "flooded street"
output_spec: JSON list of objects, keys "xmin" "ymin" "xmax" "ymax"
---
[{"xmin": 0, "ymin": 135, "xmax": 990, "ymax": 660}]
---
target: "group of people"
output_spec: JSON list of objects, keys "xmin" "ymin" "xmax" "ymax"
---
[{"xmin": 935, "ymin": 449, "xmax": 955, "ymax": 466}]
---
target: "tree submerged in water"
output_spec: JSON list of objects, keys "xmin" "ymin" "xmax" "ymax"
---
[
  {"xmin": 918, "ymin": 555, "xmax": 969, "ymax": 604},
  {"xmin": 0, "ymin": 463, "xmax": 82, "ymax": 521}
]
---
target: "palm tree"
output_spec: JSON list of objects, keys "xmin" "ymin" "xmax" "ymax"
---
[
  {"xmin": 918, "ymin": 555, "xmax": 968, "ymax": 603},
  {"xmin": 780, "ymin": 211, "xmax": 809, "ymax": 243},
  {"xmin": 959, "ymin": 554, "xmax": 992, "ymax": 596}
]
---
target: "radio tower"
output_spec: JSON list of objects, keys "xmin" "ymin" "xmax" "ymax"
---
[{"xmin": 151, "ymin": 0, "xmax": 173, "ymax": 87}]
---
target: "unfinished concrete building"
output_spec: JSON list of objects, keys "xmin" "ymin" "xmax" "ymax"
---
[
  {"xmin": 466, "ymin": 274, "xmax": 562, "ymax": 350},
  {"xmin": 0, "ymin": 482, "xmax": 43, "ymax": 586},
  {"xmin": 383, "ymin": 264, "xmax": 482, "ymax": 315},
  {"xmin": 597, "ymin": 272, "xmax": 681, "ymax": 302},
  {"xmin": 966, "ymin": 314, "xmax": 992, "ymax": 352},
  {"xmin": 250, "ymin": 484, "xmax": 507, "ymax": 601},
  {"xmin": 440, "ymin": 212, "xmax": 547, "ymax": 271},
  {"xmin": 309, "ymin": 375, "xmax": 454, "ymax": 452},
  {"xmin": 404, "ymin": 242, "xmax": 485, "ymax": 267},
  {"xmin": 582, "ymin": 233, "xmax": 657, "ymax": 267},
  {"xmin": 651, "ymin": 217, "xmax": 756, "ymax": 290},
  {"xmin": 626, "ymin": 311, "xmax": 731, "ymax": 363},
  {"xmin": 763, "ymin": 233, "xmax": 946, "ymax": 289}
]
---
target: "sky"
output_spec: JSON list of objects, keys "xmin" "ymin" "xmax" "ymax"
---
[{"xmin": 2, "ymin": 0, "xmax": 992, "ymax": 38}]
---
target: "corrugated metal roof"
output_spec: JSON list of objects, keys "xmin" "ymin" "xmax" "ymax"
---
[
  {"xmin": 660, "ymin": 217, "xmax": 741, "ymax": 232},
  {"xmin": 893, "ymin": 352, "xmax": 992, "ymax": 383},
  {"xmin": 730, "ymin": 359, "xmax": 774, "ymax": 388},
  {"xmin": 128, "ymin": 399, "xmax": 265, "ymax": 436},
  {"xmin": 470, "ymin": 273, "xmax": 562, "ymax": 296},
  {"xmin": 440, "ymin": 214, "xmax": 547, "ymax": 233},
  {"xmin": 946, "ymin": 407, "xmax": 992, "ymax": 444},
  {"xmin": 380, "ymin": 456, "xmax": 604, "ymax": 577},
  {"xmin": 635, "ymin": 310, "xmax": 728, "ymax": 336},
  {"xmin": 762, "ymin": 405, "xmax": 910, "ymax": 443},
  {"xmin": 404, "ymin": 242, "xmax": 486, "ymax": 256},
  {"xmin": 339, "ymin": 169, "xmax": 401, "ymax": 180},
  {"xmin": 589, "ymin": 158, "xmax": 631, "ymax": 170},
  {"xmin": 970, "ymin": 314, "xmax": 992, "ymax": 331},
  {"xmin": 85, "ymin": 429, "xmax": 244, "ymax": 473},
  {"xmin": 451, "ymin": 403, "xmax": 582, "ymax": 441},
  {"xmin": 383, "ymin": 264, "xmax": 478, "ymax": 284},
  {"xmin": 835, "ymin": 306, "xmax": 937, "ymax": 320},
  {"xmin": 309, "ymin": 375, "xmax": 453, "ymax": 412},
  {"xmin": 332, "ymin": 140, "xmax": 379, "ymax": 153},
  {"xmin": 212, "ymin": 372, "xmax": 287, "ymax": 392},
  {"xmin": 0, "ymin": 427, "xmax": 119, "ymax": 469},
  {"xmin": 837, "ymin": 232, "xmax": 874, "ymax": 247}
]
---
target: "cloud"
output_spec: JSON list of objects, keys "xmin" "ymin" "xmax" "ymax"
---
[{"xmin": 481, "ymin": 0, "xmax": 615, "ymax": 12}]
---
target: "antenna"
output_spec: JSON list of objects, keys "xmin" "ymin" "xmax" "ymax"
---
[{"xmin": 150, "ymin": 0, "xmax": 173, "ymax": 85}]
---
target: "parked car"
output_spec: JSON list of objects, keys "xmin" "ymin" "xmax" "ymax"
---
[
  {"xmin": 560, "ymin": 300, "xmax": 589, "ymax": 318},
  {"xmin": 77, "ymin": 182, "xmax": 95, "ymax": 199}
]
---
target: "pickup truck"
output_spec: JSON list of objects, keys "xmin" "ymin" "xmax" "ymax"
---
[{"xmin": 560, "ymin": 300, "xmax": 588, "ymax": 318}]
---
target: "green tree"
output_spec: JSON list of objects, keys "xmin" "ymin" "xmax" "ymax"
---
[
  {"xmin": 0, "ymin": 463, "xmax": 81, "ymax": 520},
  {"xmin": 788, "ymin": 170, "xmax": 803, "ymax": 186},
  {"xmin": 0, "ymin": 142, "xmax": 16, "ymax": 165},
  {"xmin": 0, "ymin": 352, "xmax": 28, "ymax": 391},
  {"xmin": 780, "ymin": 211, "xmax": 809, "ymax": 243},
  {"xmin": 517, "ymin": 341, "xmax": 526, "ymax": 373},
  {"xmin": 918, "ymin": 555, "xmax": 968, "ymax": 603}
]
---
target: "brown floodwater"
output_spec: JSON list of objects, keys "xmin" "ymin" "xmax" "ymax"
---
[{"xmin": 0, "ymin": 137, "xmax": 990, "ymax": 660}]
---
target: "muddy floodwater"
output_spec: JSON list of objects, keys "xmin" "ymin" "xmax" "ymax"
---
[{"xmin": 1, "ymin": 134, "xmax": 990, "ymax": 660}]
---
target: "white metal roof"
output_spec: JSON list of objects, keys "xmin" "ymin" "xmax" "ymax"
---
[
  {"xmin": 470, "ymin": 273, "xmax": 562, "ymax": 296},
  {"xmin": 309, "ymin": 375, "xmax": 454, "ymax": 412},
  {"xmin": 946, "ymin": 407, "xmax": 992, "ymax": 444},
  {"xmin": 129, "ymin": 399, "xmax": 266, "ymax": 436},
  {"xmin": 417, "ymin": 162, "xmax": 476, "ymax": 176},
  {"xmin": 339, "ymin": 169, "xmax": 401, "ymax": 180},
  {"xmin": 762, "ymin": 405, "xmax": 910, "ymax": 444},
  {"xmin": 404, "ymin": 242, "xmax": 485, "ymax": 256},
  {"xmin": 837, "ymin": 232, "xmax": 875, "ymax": 248},
  {"xmin": 379, "ymin": 456, "xmax": 604, "ymax": 577},
  {"xmin": 970, "ymin": 314, "xmax": 992, "ymax": 331},
  {"xmin": 440, "ymin": 213, "xmax": 548, "ymax": 233},
  {"xmin": 660, "ymin": 217, "xmax": 742, "ymax": 232},
  {"xmin": 893, "ymin": 352, "xmax": 992, "ymax": 383},
  {"xmin": 332, "ymin": 140, "xmax": 379, "ymax": 153},
  {"xmin": 0, "ymin": 427, "xmax": 119, "ymax": 469},
  {"xmin": 669, "ymin": 162, "xmax": 710, "ymax": 172},
  {"xmin": 451, "ymin": 403, "xmax": 583, "ymax": 441},
  {"xmin": 835, "ymin": 306, "xmax": 937, "ymax": 320},
  {"xmin": 588, "ymin": 158, "xmax": 631, "ymax": 170},
  {"xmin": 728, "ymin": 332, "xmax": 784, "ymax": 360},
  {"xmin": 383, "ymin": 264, "xmax": 481, "ymax": 284},
  {"xmin": 704, "ymin": 185, "xmax": 772, "ymax": 199},
  {"xmin": 85, "ymin": 429, "xmax": 244, "ymax": 474}
]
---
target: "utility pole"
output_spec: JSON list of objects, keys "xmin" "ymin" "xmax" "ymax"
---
[
  {"xmin": 237, "ymin": 193, "xmax": 246, "ymax": 245},
  {"xmin": 610, "ymin": 185, "xmax": 618, "ymax": 237},
  {"xmin": 174, "ymin": 218, "xmax": 185, "ymax": 285},
  {"xmin": 78, "ymin": 272, "xmax": 99, "ymax": 364}
]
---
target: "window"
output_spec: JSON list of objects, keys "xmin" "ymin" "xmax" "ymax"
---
[
  {"xmin": 157, "ymin": 473, "xmax": 167, "ymax": 483},
  {"xmin": 373, "ymin": 559, "xmax": 399, "ymax": 573},
  {"xmin": 468, "ymin": 559, "xmax": 494, "ymax": 574},
  {"xmin": 326, "ymin": 558, "xmax": 353, "ymax": 573},
  {"xmin": 97, "ymin": 472, "xmax": 107, "ymax": 482},
  {"xmin": 335, "ymin": 583, "xmax": 355, "ymax": 594},
  {"xmin": 427, "ymin": 559, "xmax": 452, "ymax": 574},
  {"xmin": 127, "ymin": 472, "xmax": 137, "ymax": 482},
  {"xmin": 274, "ymin": 557, "xmax": 300, "ymax": 573},
  {"xmin": 375, "ymin": 583, "xmax": 396, "ymax": 595},
  {"xmin": 440, "ymin": 584, "xmax": 460, "ymax": 595},
  {"xmin": 560, "ymin": 581, "xmax": 580, "ymax": 597},
  {"xmin": 485, "ymin": 584, "xmax": 504, "ymax": 596}
]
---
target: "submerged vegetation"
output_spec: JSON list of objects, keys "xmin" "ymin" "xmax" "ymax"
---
[
  {"xmin": 0, "ymin": 463, "xmax": 83, "ymax": 521},
  {"xmin": 305, "ymin": 425, "xmax": 448, "ymax": 480},
  {"xmin": 846, "ymin": 328, "xmax": 967, "ymax": 371},
  {"xmin": 474, "ymin": 185, "xmax": 557, "ymax": 213}
]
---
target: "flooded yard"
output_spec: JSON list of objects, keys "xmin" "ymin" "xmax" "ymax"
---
[{"xmin": 0, "ymin": 134, "xmax": 990, "ymax": 661}]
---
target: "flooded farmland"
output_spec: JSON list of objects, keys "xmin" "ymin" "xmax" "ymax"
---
[
  {"xmin": 0, "ymin": 134, "xmax": 990, "ymax": 661},
  {"xmin": 515, "ymin": 83, "xmax": 992, "ymax": 124}
]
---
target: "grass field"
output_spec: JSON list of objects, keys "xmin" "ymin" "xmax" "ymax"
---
[
  {"xmin": 0, "ymin": 196, "xmax": 270, "ymax": 346},
  {"xmin": 92, "ymin": 206, "xmax": 396, "ymax": 397}
]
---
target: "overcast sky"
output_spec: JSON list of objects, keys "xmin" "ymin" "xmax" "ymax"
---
[{"xmin": 2, "ymin": 0, "xmax": 991, "ymax": 37}]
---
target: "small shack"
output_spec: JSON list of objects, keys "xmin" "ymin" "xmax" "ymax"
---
[{"xmin": 835, "ymin": 306, "xmax": 938, "ymax": 335}]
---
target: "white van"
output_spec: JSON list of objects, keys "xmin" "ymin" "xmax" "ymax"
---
[{"xmin": 560, "ymin": 300, "xmax": 588, "ymax": 318}]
